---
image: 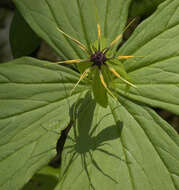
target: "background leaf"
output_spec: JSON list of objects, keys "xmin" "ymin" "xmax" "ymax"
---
[
  {"xmin": 129, "ymin": 0, "xmax": 166, "ymax": 17},
  {"xmin": 0, "ymin": 57, "xmax": 87, "ymax": 190},
  {"xmin": 10, "ymin": 10, "xmax": 41, "ymax": 58},
  {"xmin": 118, "ymin": 0, "xmax": 179, "ymax": 115}
]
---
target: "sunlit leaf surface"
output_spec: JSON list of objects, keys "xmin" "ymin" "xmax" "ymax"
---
[{"xmin": 0, "ymin": 0, "xmax": 178, "ymax": 190}]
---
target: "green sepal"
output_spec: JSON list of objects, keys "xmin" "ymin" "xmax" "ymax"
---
[
  {"xmin": 107, "ymin": 59, "xmax": 134, "ymax": 93},
  {"xmin": 91, "ymin": 66, "xmax": 108, "ymax": 108},
  {"xmin": 108, "ymin": 59, "xmax": 132, "ymax": 82},
  {"xmin": 90, "ymin": 37, "xmax": 107, "ymax": 53},
  {"xmin": 101, "ymin": 64, "xmax": 114, "ymax": 85},
  {"xmin": 77, "ymin": 61, "xmax": 93, "ymax": 73}
]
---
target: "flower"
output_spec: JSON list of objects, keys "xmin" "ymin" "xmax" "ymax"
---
[{"xmin": 53, "ymin": 20, "xmax": 139, "ymax": 107}]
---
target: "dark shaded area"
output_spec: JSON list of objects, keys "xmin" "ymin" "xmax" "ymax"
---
[
  {"xmin": 10, "ymin": 10, "xmax": 41, "ymax": 58},
  {"xmin": 0, "ymin": 6, "xmax": 13, "ymax": 62},
  {"xmin": 0, "ymin": 0, "xmax": 14, "ymax": 10},
  {"xmin": 49, "ymin": 120, "xmax": 74, "ymax": 168},
  {"xmin": 117, "ymin": 17, "xmax": 141, "ymax": 51},
  {"xmin": 22, "ymin": 174, "xmax": 58, "ymax": 190},
  {"xmin": 156, "ymin": 108, "xmax": 179, "ymax": 133}
]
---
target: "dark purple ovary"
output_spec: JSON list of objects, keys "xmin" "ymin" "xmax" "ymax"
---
[{"xmin": 90, "ymin": 51, "xmax": 107, "ymax": 68}]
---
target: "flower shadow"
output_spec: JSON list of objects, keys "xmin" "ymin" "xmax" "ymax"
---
[{"xmin": 61, "ymin": 93, "xmax": 126, "ymax": 189}]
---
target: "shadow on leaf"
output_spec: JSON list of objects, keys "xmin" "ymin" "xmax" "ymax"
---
[
  {"xmin": 61, "ymin": 93, "xmax": 126, "ymax": 189},
  {"xmin": 22, "ymin": 174, "xmax": 58, "ymax": 190}
]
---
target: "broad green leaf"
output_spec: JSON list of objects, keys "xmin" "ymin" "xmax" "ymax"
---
[
  {"xmin": 1, "ymin": 1, "xmax": 178, "ymax": 190},
  {"xmin": 13, "ymin": 0, "xmax": 132, "ymax": 60},
  {"xmin": 55, "ymin": 95, "xmax": 179, "ymax": 190},
  {"xmin": 0, "ymin": 57, "xmax": 88, "ymax": 190},
  {"xmin": 129, "ymin": 0, "xmax": 166, "ymax": 17},
  {"xmin": 118, "ymin": 0, "xmax": 179, "ymax": 115},
  {"xmin": 10, "ymin": 10, "xmax": 41, "ymax": 58}
]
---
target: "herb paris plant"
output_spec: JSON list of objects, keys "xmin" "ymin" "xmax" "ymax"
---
[
  {"xmin": 54, "ymin": 19, "xmax": 138, "ymax": 107},
  {"xmin": 0, "ymin": 0, "xmax": 179, "ymax": 190}
]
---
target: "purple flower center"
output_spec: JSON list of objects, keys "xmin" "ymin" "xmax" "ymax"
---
[{"xmin": 90, "ymin": 51, "xmax": 107, "ymax": 68}]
